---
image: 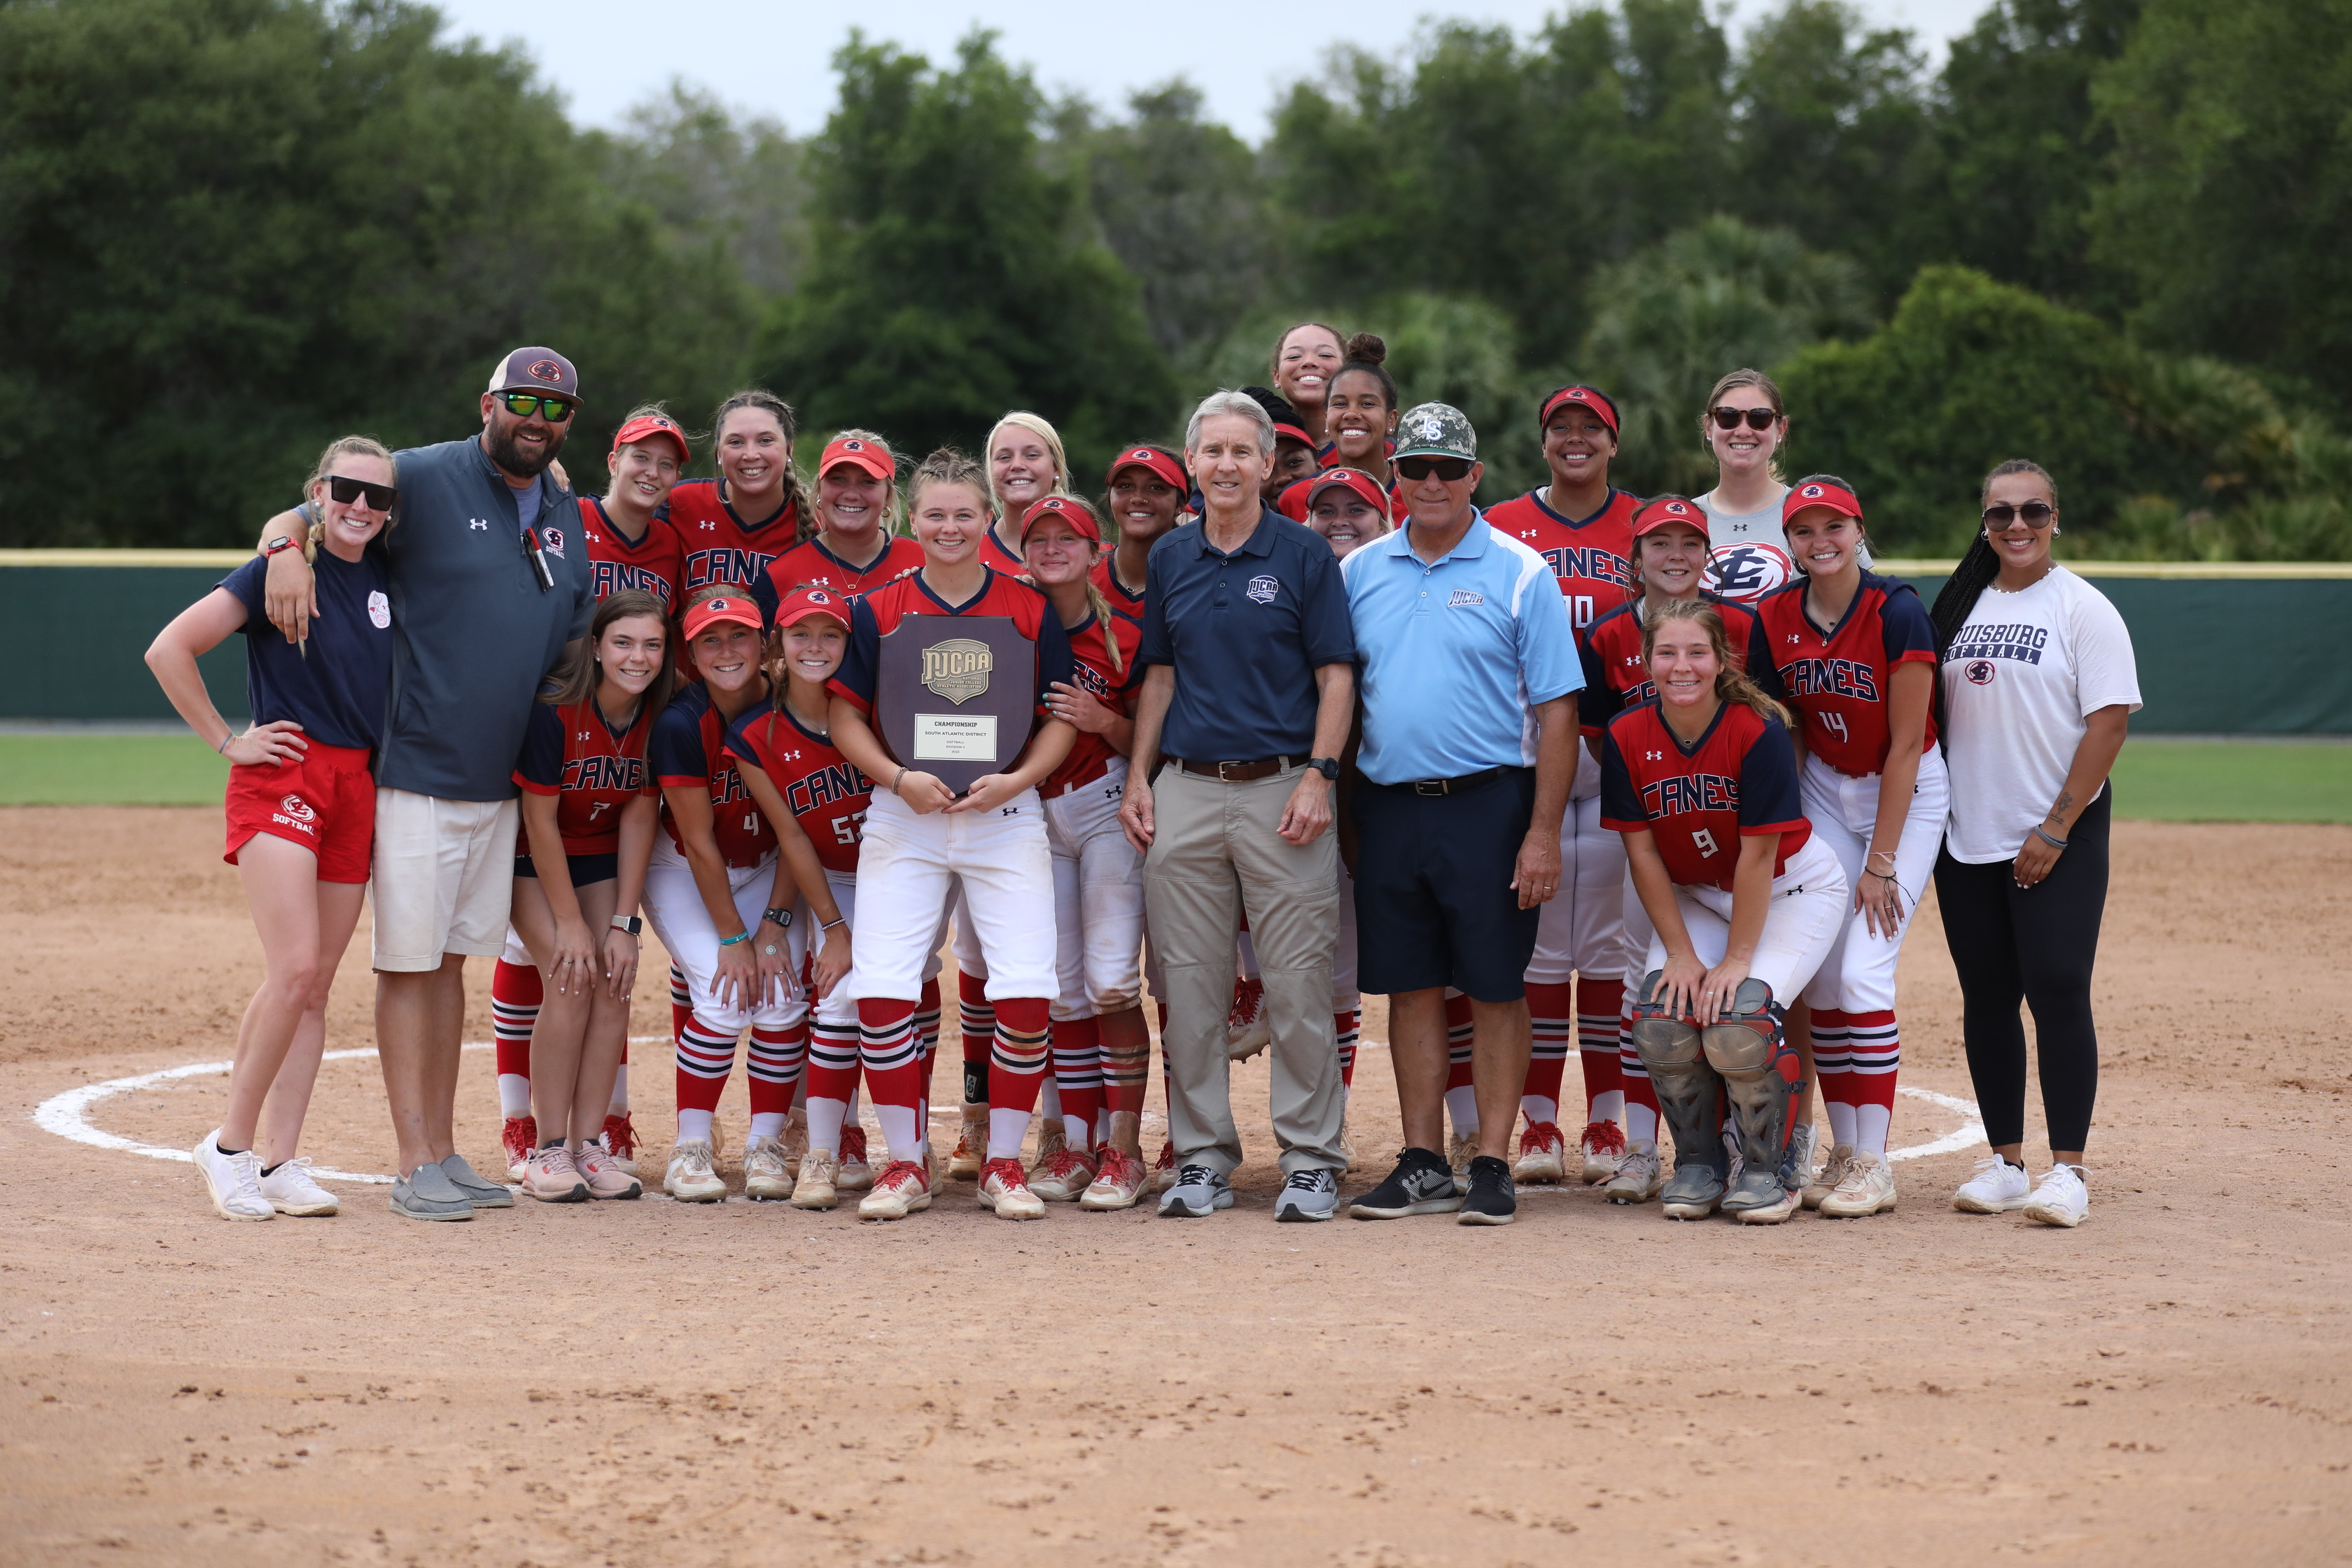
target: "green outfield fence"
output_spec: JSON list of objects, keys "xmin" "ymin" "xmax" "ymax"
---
[{"xmin": 4, "ymin": 550, "xmax": 2351, "ymax": 732}]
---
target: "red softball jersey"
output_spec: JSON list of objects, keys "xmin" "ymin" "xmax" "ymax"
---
[
  {"xmin": 1578, "ymin": 595, "xmax": 1758, "ymax": 737},
  {"xmin": 759, "ymin": 533, "xmax": 925, "ymax": 607},
  {"xmin": 976, "ymin": 523, "xmax": 1028, "ymax": 575},
  {"xmin": 1747, "ymin": 573, "xmax": 1939, "ymax": 778},
  {"xmin": 1485, "ymin": 486, "xmax": 1640, "ymax": 645},
  {"xmin": 1044, "ymin": 610, "xmax": 1144, "ymax": 794},
  {"xmin": 1601, "ymin": 700, "xmax": 1810, "ymax": 892},
  {"xmin": 828, "ymin": 568, "xmax": 1076, "ymax": 766},
  {"xmin": 577, "ymin": 498, "xmax": 686, "ymax": 611},
  {"xmin": 725, "ymin": 706, "xmax": 873, "ymax": 876},
  {"xmin": 651, "ymin": 681, "xmax": 777, "ymax": 867},
  {"xmin": 1090, "ymin": 556, "xmax": 1147, "ymax": 620},
  {"xmin": 665, "ymin": 479, "xmax": 804, "ymax": 594},
  {"xmin": 511, "ymin": 696, "xmax": 657, "ymax": 854}
]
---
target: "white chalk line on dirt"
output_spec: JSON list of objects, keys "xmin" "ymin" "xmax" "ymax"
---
[{"xmin": 31, "ymin": 1043, "xmax": 1985, "ymax": 1186}]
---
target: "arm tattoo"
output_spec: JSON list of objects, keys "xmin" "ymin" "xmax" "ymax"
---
[{"xmin": 2048, "ymin": 788, "xmax": 2073, "ymax": 825}]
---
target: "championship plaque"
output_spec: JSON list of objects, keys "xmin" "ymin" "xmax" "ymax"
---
[{"xmin": 874, "ymin": 616, "xmax": 1039, "ymax": 796}]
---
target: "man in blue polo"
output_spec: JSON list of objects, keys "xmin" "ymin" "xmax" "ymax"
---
[
  {"xmin": 1120, "ymin": 388, "xmax": 1357, "ymax": 1223},
  {"xmin": 255, "ymin": 346, "xmax": 594, "ymax": 1222},
  {"xmin": 1339, "ymin": 402, "xmax": 1581, "ymax": 1226}
]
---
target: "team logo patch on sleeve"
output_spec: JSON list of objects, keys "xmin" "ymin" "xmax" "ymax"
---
[
  {"xmin": 368, "ymin": 590, "xmax": 391, "ymax": 629},
  {"xmin": 1246, "ymin": 575, "xmax": 1280, "ymax": 605}
]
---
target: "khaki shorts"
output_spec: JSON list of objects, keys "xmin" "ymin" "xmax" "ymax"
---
[{"xmin": 370, "ymin": 790, "xmax": 519, "ymax": 972}]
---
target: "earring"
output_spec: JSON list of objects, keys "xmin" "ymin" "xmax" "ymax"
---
[{"xmin": 2051, "ymin": 526, "xmax": 2062, "ymax": 536}]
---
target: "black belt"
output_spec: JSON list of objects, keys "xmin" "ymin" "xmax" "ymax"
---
[
  {"xmin": 1172, "ymin": 756, "xmax": 1301, "ymax": 783},
  {"xmin": 1371, "ymin": 765, "xmax": 1518, "ymax": 797}
]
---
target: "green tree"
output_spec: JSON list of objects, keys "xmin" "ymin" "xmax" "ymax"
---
[
  {"xmin": 2087, "ymin": 0, "xmax": 2352, "ymax": 384},
  {"xmin": 593, "ymin": 81, "xmax": 809, "ymax": 299},
  {"xmin": 757, "ymin": 31, "xmax": 1175, "ymax": 478},
  {"xmin": 1581, "ymin": 217, "xmax": 1875, "ymax": 496}
]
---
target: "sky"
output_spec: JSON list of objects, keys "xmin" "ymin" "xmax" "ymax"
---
[{"xmin": 425, "ymin": 0, "xmax": 1998, "ymax": 137}]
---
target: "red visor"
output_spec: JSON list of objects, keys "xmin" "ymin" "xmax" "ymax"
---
[
  {"xmin": 1632, "ymin": 496, "xmax": 1708, "ymax": 540},
  {"xmin": 1105, "ymin": 446, "xmax": 1186, "ymax": 492},
  {"xmin": 1539, "ymin": 384, "xmax": 1620, "ymax": 436},
  {"xmin": 1305, "ymin": 468, "xmax": 1392, "ymax": 524},
  {"xmin": 1782, "ymin": 479, "xmax": 1862, "ymax": 526},
  {"xmin": 1021, "ymin": 494, "xmax": 1102, "ymax": 545},
  {"xmin": 818, "ymin": 434, "xmax": 895, "ymax": 483},
  {"xmin": 682, "ymin": 595, "xmax": 764, "ymax": 640},
  {"xmin": 774, "ymin": 587, "xmax": 850, "ymax": 630},
  {"xmin": 610, "ymin": 414, "xmax": 689, "ymax": 465}
]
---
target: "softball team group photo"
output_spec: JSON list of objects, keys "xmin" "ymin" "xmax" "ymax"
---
[{"xmin": 147, "ymin": 326, "xmax": 2139, "ymax": 1236}]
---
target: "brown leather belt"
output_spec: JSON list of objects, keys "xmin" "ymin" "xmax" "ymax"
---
[
  {"xmin": 1367, "ymin": 764, "xmax": 1516, "ymax": 797},
  {"xmin": 1171, "ymin": 756, "xmax": 1301, "ymax": 783}
]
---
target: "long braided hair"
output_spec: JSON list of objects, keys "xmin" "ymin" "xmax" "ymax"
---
[{"xmin": 1928, "ymin": 458, "xmax": 2059, "ymax": 656}]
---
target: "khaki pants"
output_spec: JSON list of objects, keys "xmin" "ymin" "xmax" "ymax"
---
[{"xmin": 1144, "ymin": 763, "xmax": 1343, "ymax": 1176}]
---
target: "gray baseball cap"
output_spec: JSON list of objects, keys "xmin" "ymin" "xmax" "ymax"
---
[
  {"xmin": 1394, "ymin": 402, "xmax": 1477, "ymax": 462},
  {"xmin": 486, "ymin": 346, "xmax": 580, "ymax": 402}
]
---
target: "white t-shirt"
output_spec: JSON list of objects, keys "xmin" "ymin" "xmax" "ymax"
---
[{"xmin": 1939, "ymin": 566, "xmax": 2142, "ymax": 864}]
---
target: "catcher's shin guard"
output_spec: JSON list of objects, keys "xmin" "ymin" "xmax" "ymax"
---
[
  {"xmin": 1702, "ymin": 978, "xmax": 1798, "ymax": 1211},
  {"xmin": 1630, "ymin": 971, "xmax": 1724, "ymax": 1214}
]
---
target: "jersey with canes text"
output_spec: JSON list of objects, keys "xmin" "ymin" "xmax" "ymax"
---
[
  {"xmin": 664, "ymin": 479, "xmax": 804, "ymax": 595},
  {"xmin": 1578, "ymin": 595, "xmax": 1757, "ymax": 736},
  {"xmin": 512, "ymin": 696, "xmax": 657, "ymax": 854},
  {"xmin": 725, "ymin": 706, "xmax": 873, "ymax": 876},
  {"xmin": 1747, "ymin": 573, "xmax": 1938, "ymax": 777},
  {"xmin": 1601, "ymin": 700, "xmax": 1810, "ymax": 892},
  {"xmin": 651, "ymin": 681, "xmax": 777, "ymax": 867},
  {"xmin": 578, "ymin": 498, "xmax": 686, "ymax": 610},
  {"xmin": 1485, "ymin": 486, "xmax": 1640, "ymax": 645},
  {"xmin": 1044, "ymin": 610, "xmax": 1144, "ymax": 794}
]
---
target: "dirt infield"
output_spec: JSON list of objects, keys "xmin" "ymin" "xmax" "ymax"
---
[{"xmin": 4, "ymin": 807, "xmax": 2349, "ymax": 1566}]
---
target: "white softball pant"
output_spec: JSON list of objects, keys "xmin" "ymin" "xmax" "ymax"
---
[
  {"xmin": 643, "ymin": 844, "xmax": 804, "ymax": 1032},
  {"xmin": 849, "ymin": 788, "xmax": 1058, "ymax": 1003},
  {"xmin": 1042, "ymin": 760, "xmax": 1148, "ymax": 1021},
  {"xmin": 1527, "ymin": 793, "xmax": 1628, "ymax": 984},
  {"xmin": 1798, "ymin": 748, "xmax": 1948, "ymax": 1014},
  {"xmin": 1641, "ymin": 834, "xmax": 1849, "ymax": 1007}
]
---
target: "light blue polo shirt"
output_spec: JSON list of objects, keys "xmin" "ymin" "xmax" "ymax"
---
[{"xmin": 1340, "ymin": 511, "xmax": 1583, "ymax": 785}]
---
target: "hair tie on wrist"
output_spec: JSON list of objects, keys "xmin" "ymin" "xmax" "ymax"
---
[
  {"xmin": 2031, "ymin": 825, "xmax": 2069, "ymax": 850},
  {"xmin": 892, "ymin": 766, "xmax": 908, "ymax": 795}
]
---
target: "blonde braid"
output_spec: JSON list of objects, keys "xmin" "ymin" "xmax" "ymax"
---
[{"xmin": 1081, "ymin": 577, "xmax": 1124, "ymax": 678}]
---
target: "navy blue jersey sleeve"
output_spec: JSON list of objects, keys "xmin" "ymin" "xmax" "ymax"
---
[
  {"xmin": 1136, "ymin": 542, "xmax": 1175, "ymax": 668},
  {"xmin": 1035, "ymin": 611, "xmax": 1076, "ymax": 708},
  {"xmin": 749, "ymin": 570, "xmax": 780, "ymax": 628},
  {"xmin": 1599, "ymin": 724, "xmax": 1646, "ymax": 825},
  {"xmin": 650, "ymin": 697, "xmax": 708, "ymax": 784},
  {"xmin": 1296, "ymin": 539, "xmax": 1357, "ymax": 667},
  {"xmin": 828, "ymin": 598, "xmax": 883, "ymax": 713},
  {"xmin": 1746, "ymin": 610, "xmax": 1789, "ymax": 703},
  {"xmin": 1736, "ymin": 714, "xmax": 1805, "ymax": 830},
  {"xmin": 1578, "ymin": 633, "xmax": 1623, "ymax": 732},
  {"xmin": 1877, "ymin": 580, "xmax": 1937, "ymax": 661},
  {"xmin": 514, "ymin": 700, "xmax": 566, "ymax": 792},
  {"xmin": 722, "ymin": 710, "xmax": 764, "ymax": 773},
  {"xmin": 218, "ymin": 556, "xmax": 268, "ymax": 634}
]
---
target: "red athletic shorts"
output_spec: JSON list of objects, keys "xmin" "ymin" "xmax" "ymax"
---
[{"xmin": 223, "ymin": 740, "xmax": 377, "ymax": 883}]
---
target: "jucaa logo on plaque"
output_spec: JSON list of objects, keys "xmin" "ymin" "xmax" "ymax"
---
[{"xmin": 875, "ymin": 617, "xmax": 1037, "ymax": 795}]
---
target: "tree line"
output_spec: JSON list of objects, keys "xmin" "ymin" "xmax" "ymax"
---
[{"xmin": 2, "ymin": 0, "xmax": 2345, "ymax": 556}]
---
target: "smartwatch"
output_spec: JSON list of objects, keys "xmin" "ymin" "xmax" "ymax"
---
[
  {"xmin": 762, "ymin": 906, "xmax": 794, "ymax": 929},
  {"xmin": 262, "ymin": 535, "xmax": 302, "ymax": 557},
  {"xmin": 1306, "ymin": 757, "xmax": 1341, "ymax": 781},
  {"xmin": 609, "ymin": 915, "xmax": 642, "ymax": 936}
]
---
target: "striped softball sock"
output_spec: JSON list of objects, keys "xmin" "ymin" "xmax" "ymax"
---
[
  {"xmin": 673, "ymin": 1012, "xmax": 738, "ymax": 1144},
  {"xmin": 1520, "ymin": 981, "xmax": 1575, "ymax": 1128},
  {"xmin": 1617, "ymin": 1000, "xmax": 1660, "ymax": 1145},
  {"xmin": 668, "ymin": 962, "xmax": 692, "ymax": 1051},
  {"xmin": 1576, "ymin": 976, "xmax": 1627, "ymax": 1126},
  {"xmin": 745, "ymin": 1023, "xmax": 806, "ymax": 1141},
  {"xmin": 1050, "ymin": 1016, "xmax": 1105, "ymax": 1149},
  {"xmin": 1840, "ymin": 1009, "xmax": 1900, "ymax": 1156},
  {"xmin": 490, "ymin": 958, "xmax": 540, "ymax": 1118},
  {"xmin": 958, "ymin": 971, "xmax": 995, "ymax": 1107},
  {"xmin": 1810, "ymin": 1009, "xmax": 1858, "ymax": 1149},
  {"xmin": 986, "ymin": 997, "xmax": 1051, "ymax": 1159},
  {"xmin": 804, "ymin": 1019, "xmax": 862, "ymax": 1156},
  {"xmin": 1443, "ymin": 992, "xmax": 1478, "ymax": 1137},
  {"xmin": 857, "ymin": 999, "xmax": 925, "ymax": 1163},
  {"xmin": 1334, "ymin": 1009, "xmax": 1360, "ymax": 1091}
]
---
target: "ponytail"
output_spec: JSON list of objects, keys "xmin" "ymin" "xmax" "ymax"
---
[
  {"xmin": 1641, "ymin": 598, "xmax": 1788, "ymax": 728},
  {"xmin": 1080, "ymin": 578, "xmax": 1124, "ymax": 678}
]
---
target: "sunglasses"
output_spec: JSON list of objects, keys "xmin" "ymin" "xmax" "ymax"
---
[
  {"xmin": 1394, "ymin": 456, "xmax": 1473, "ymax": 482},
  {"xmin": 494, "ymin": 391, "xmax": 575, "ymax": 423},
  {"xmin": 326, "ymin": 475, "xmax": 397, "ymax": 510},
  {"xmin": 1710, "ymin": 405, "xmax": 1779, "ymax": 431},
  {"xmin": 1982, "ymin": 501, "xmax": 2056, "ymax": 528}
]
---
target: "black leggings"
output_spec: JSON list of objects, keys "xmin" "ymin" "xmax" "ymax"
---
[{"xmin": 1931, "ymin": 788, "xmax": 2110, "ymax": 1153}]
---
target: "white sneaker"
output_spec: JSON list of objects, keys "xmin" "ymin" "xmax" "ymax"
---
[
  {"xmin": 2022, "ymin": 1163, "xmax": 2090, "ymax": 1227},
  {"xmin": 664, "ymin": 1140, "xmax": 727, "ymax": 1203},
  {"xmin": 1817, "ymin": 1147, "xmax": 1897, "ymax": 1217},
  {"xmin": 258, "ymin": 1156, "xmax": 339, "ymax": 1217},
  {"xmin": 742, "ymin": 1135, "xmax": 794, "ymax": 1202},
  {"xmin": 194, "ymin": 1131, "xmax": 273, "ymax": 1222},
  {"xmin": 1601, "ymin": 1140, "xmax": 1665, "ymax": 1204},
  {"xmin": 1952, "ymin": 1155, "xmax": 2032, "ymax": 1214}
]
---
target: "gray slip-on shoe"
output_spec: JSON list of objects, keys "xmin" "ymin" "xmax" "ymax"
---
[
  {"xmin": 440, "ymin": 1153, "xmax": 514, "ymax": 1209},
  {"xmin": 390, "ymin": 1162, "xmax": 475, "ymax": 1222},
  {"xmin": 1273, "ymin": 1167, "xmax": 1340, "ymax": 1222}
]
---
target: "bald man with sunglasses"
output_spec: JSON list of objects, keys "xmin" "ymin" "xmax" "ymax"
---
[{"xmin": 249, "ymin": 346, "xmax": 595, "ymax": 1222}]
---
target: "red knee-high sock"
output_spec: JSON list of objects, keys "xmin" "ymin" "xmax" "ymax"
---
[
  {"xmin": 491, "ymin": 959, "xmax": 540, "ymax": 1118},
  {"xmin": 1842, "ymin": 1009, "xmax": 1899, "ymax": 1156},
  {"xmin": 858, "ymin": 999, "xmax": 925, "ymax": 1162},
  {"xmin": 1520, "ymin": 981, "xmax": 1574, "ymax": 1126},
  {"xmin": 1444, "ymin": 993, "xmax": 1476, "ymax": 1091},
  {"xmin": 914, "ymin": 977, "xmax": 943, "ymax": 1106},
  {"xmin": 805, "ymin": 1021, "xmax": 861, "ymax": 1106},
  {"xmin": 1334, "ymin": 1009, "xmax": 1359, "ymax": 1088},
  {"xmin": 1576, "ymin": 976, "xmax": 1626, "ymax": 1124},
  {"xmin": 958, "ymin": 971, "xmax": 995, "ymax": 1106},
  {"xmin": 675, "ymin": 1011, "xmax": 735, "ymax": 1135},
  {"xmin": 983, "ymin": 997, "xmax": 1051, "ymax": 1161},
  {"xmin": 1618, "ymin": 1002, "xmax": 1660, "ymax": 1142},
  {"xmin": 1810, "ymin": 1007, "xmax": 1855, "ymax": 1147},
  {"xmin": 1050, "ymin": 1017, "xmax": 1105, "ymax": 1149},
  {"xmin": 668, "ymin": 960, "xmax": 692, "ymax": 1049},
  {"xmin": 746, "ymin": 1023, "xmax": 805, "ymax": 1130}
]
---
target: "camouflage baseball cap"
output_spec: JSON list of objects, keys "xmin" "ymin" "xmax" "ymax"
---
[{"xmin": 1394, "ymin": 402, "xmax": 1478, "ymax": 463}]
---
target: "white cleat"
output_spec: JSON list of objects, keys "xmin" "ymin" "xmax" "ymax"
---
[
  {"xmin": 1952, "ymin": 1155, "xmax": 2032, "ymax": 1214},
  {"xmin": 742, "ymin": 1135, "xmax": 794, "ymax": 1202},
  {"xmin": 1804, "ymin": 1142, "xmax": 1855, "ymax": 1210},
  {"xmin": 664, "ymin": 1140, "xmax": 727, "ymax": 1203},
  {"xmin": 1818, "ymin": 1147, "xmax": 1898, "ymax": 1217},
  {"xmin": 1602, "ymin": 1140, "xmax": 1665, "ymax": 1204},
  {"xmin": 978, "ymin": 1158, "xmax": 1046, "ymax": 1220}
]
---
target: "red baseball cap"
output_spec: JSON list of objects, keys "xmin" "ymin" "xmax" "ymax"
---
[
  {"xmin": 774, "ymin": 587, "xmax": 850, "ymax": 630},
  {"xmin": 1105, "ymin": 445, "xmax": 1186, "ymax": 492},
  {"xmin": 1632, "ymin": 495, "xmax": 1709, "ymax": 540},
  {"xmin": 1782, "ymin": 477, "xmax": 1863, "ymax": 526},
  {"xmin": 1020, "ymin": 494, "xmax": 1102, "ymax": 545},
  {"xmin": 818, "ymin": 433, "xmax": 895, "ymax": 483},
  {"xmin": 610, "ymin": 412, "xmax": 689, "ymax": 466},
  {"xmin": 1539, "ymin": 384, "xmax": 1619, "ymax": 436},
  {"xmin": 681, "ymin": 594, "xmax": 764, "ymax": 640},
  {"xmin": 1306, "ymin": 468, "xmax": 1392, "ymax": 524},
  {"xmin": 1273, "ymin": 421, "xmax": 1313, "ymax": 449}
]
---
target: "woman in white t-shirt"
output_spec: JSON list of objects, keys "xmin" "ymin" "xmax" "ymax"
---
[
  {"xmin": 1693, "ymin": 368, "xmax": 1795, "ymax": 608},
  {"xmin": 1929, "ymin": 459, "xmax": 2139, "ymax": 1229}
]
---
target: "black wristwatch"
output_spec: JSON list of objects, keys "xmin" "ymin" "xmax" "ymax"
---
[
  {"xmin": 1306, "ymin": 757, "xmax": 1341, "ymax": 781},
  {"xmin": 762, "ymin": 906, "xmax": 794, "ymax": 929}
]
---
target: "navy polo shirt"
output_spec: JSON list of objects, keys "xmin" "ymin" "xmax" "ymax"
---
[
  {"xmin": 1137, "ymin": 507, "xmax": 1355, "ymax": 761},
  {"xmin": 220, "ymin": 545, "xmax": 392, "ymax": 752},
  {"xmin": 317, "ymin": 437, "xmax": 594, "ymax": 802}
]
